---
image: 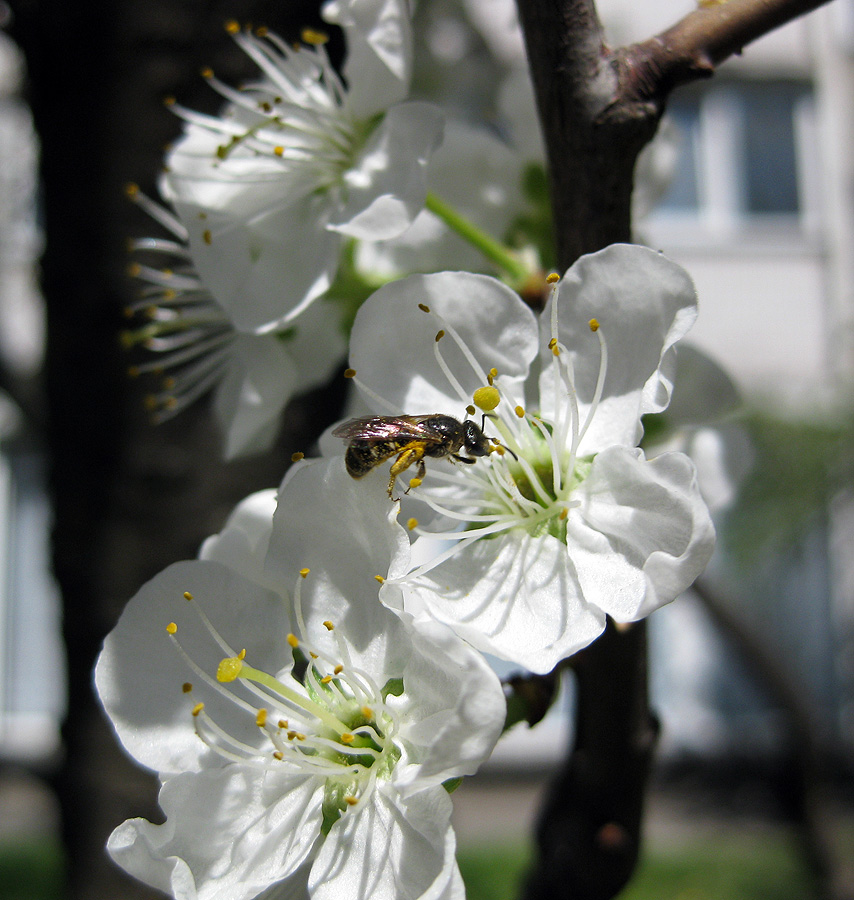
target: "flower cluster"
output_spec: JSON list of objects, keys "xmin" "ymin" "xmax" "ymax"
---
[{"xmin": 97, "ymin": 4, "xmax": 727, "ymax": 900}]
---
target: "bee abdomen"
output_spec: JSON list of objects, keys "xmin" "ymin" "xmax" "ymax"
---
[{"xmin": 344, "ymin": 442, "xmax": 393, "ymax": 478}]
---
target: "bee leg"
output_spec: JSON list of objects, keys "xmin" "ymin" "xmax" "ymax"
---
[
  {"xmin": 451, "ymin": 454, "xmax": 477, "ymax": 465},
  {"xmin": 388, "ymin": 444, "xmax": 426, "ymax": 501}
]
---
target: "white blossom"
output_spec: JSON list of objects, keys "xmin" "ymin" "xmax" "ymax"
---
[
  {"xmin": 123, "ymin": 186, "xmax": 343, "ymax": 459},
  {"xmin": 96, "ymin": 460, "xmax": 505, "ymax": 900},
  {"xmin": 160, "ymin": 10, "xmax": 443, "ymax": 333},
  {"xmin": 338, "ymin": 244, "xmax": 716, "ymax": 672}
]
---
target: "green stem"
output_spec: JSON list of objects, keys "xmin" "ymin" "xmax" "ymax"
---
[{"xmin": 425, "ymin": 191, "xmax": 531, "ymax": 283}]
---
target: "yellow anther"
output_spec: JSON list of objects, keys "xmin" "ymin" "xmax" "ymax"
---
[
  {"xmin": 559, "ymin": 507, "xmax": 569, "ymax": 520},
  {"xmin": 291, "ymin": 452, "xmax": 305, "ymax": 462},
  {"xmin": 321, "ymin": 675, "xmax": 333, "ymax": 684},
  {"xmin": 548, "ymin": 338, "xmax": 557, "ymax": 350},
  {"xmin": 198, "ymin": 211, "xmax": 207, "ymax": 220},
  {"xmin": 295, "ymin": 733, "xmax": 306, "ymax": 741},
  {"xmin": 406, "ymin": 517, "xmax": 418, "ymax": 531},
  {"xmin": 163, "ymin": 96, "xmax": 176, "ymax": 107},
  {"xmin": 183, "ymin": 591, "xmax": 193, "ymax": 601},
  {"xmin": 344, "ymin": 368, "xmax": 356, "ymax": 379},
  {"xmin": 333, "ymin": 664, "xmax": 344, "ymax": 675},
  {"xmin": 278, "ymin": 719, "xmax": 288, "ymax": 729},
  {"xmin": 237, "ymin": 648, "xmax": 246, "ymax": 660},
  {"xmin": 273, "ymin": 751, "xmax": 284, "ymax": 760},
  {"xmin": 418, "ymin": 303, "xmax": 430, "ymax": 313},
  {"xmin": 166, "ymin": 622, "xmax": 177, "ymax": 635},
  {"xmin": 217, "ymin": 657, "xmax": 244, "ymax": 682},
  {"xmin": 466, "ymin": 405, "xmax": 476, "ymax": 416},
  {"xmin": 192, "ymin": 702, "xmax": 205, "ymax": 717},
  {"xmin": 515, "ymin": 405, "xmax": 526, "ymax": 418},
  {"xmin": 255, "ymin": 26, "xmax": 269, "ymax": 38},
  {"xmin": 144, "ymin": 395, "xmax": 158, "ymax": 412},
  {"xmin": 552, "ymin": 345, "xmax": 560, "ymax": 357},
  {"xmin": 375, "ymin": 575, "xmax": 385, "ymax": 584},
  {"xmin": 299, "ymin": 569, "xmax": 311, "ymax": 580},
  {"xmin": 344, "ymin": 796, "xmax": 359, "ymax": 806},
  {"xmin": 127, "ymin": 262, "xmax": 142, "ymax": 278},
  {"xmin": 340, "ymin": 733, "xmax": 355, "ymax": 744},
  {"xmin": 588, "ymin": 318, "xmax": 600, "ymax": 332},
  {"xmin": 200, "ymin": 66, "xmax": 214, "ymax": 79},
  {"xmin": 473, "ymin": 385, "xmax": 500, "ymax": 412},
  {"xmin": 182, "ymin": 682, "xmax": 193, "ymax": 693},
  {"xmin": 408, "ymin": 477, "xmax": 422, "ymax": 490},
  {"xmin": 127, "ymin": 365, "xmax": 139, "ymax": 377},
  {"xmin": 546, "ymin": 272, "xmax": 560, "ymax": 284},
  {"xmin": 162, "ymin": 376, "xmax": 176, "ymax": 390},
  {"xmin": 273, "ymin": 146, "xmax": 284, "ymax": 157},
  {"xmin": 124, "ymin": 182, "xmax": 139, "ymax": 199},
  {"xmin": 287, "ymin": 633, "xmax": 299, "ymax": 648},
  {"xmin": 287, "ymin": 730, "xmax": 298, "ymax": 740},
  {"xmin": 225, "ymin": 20, "xmax": 240, "ymax": 35},
  {"xmin": 301, "ymin": 27, "xmax": 329, "ymax": 44},
  {"xmin": 202, "ymin": 229, "xmax": 212, "ymax": 245},
  {"xmin": 323, "ymin": 620, "xmax": 334, "ymax": 631},
  {"xmin": 435, "ymin": 330, "xmax": 445, "ymax": 342},
  {"xmin": 256, "ymin": 708, "xmax": 267, "ymax": 727},
  {"xmin": 489, "ymin": 367, "xmax": 498, "ymax": 378},
  {"xmin": 361, "ymin": 706, "xmax": 374, "ymax": 719},
  {"xmin": 164, "ymin": 398, "xmax": 178, "ymax": 410}
]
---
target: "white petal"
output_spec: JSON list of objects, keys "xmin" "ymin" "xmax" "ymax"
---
[
  {"xmin": 390, "ymin": 614, "xmax": 504, "ymax": 790},
  {"xmin": 108, "ymin": 768, "xmax": 323, "ymax": 900},
  {"xmin": 540, "ymin": 244, "xmax": 698, "ymax": 454},
  {"xmin": 199, "ymin": 489, "xmax": 278, "ymax": 586},
  {"xmin": 329, "ymin": 102, "xmax": 443, "ymax": 241},
  {"xmin": 309, "ymin": 786, "xmax": 458, "ymax": 900},
  {"xmin": 663, "ymin": 343, "xmax": 740, "ymax": 427},
  {"xmin": 356, "ymin": 120, "xmax": 526, "ymax": 277},
  {"xmin": 324, "ymin": 0, "xmax": 414, "ymax": 118},
  {"xmin": 266, "ymin": 459, "xmax": 413, "ymax": 665},
  {"xmin": 214, "ymin": 334, "xmax": 298, "ymax": 460},
  {"xmin": 95, "ymin": 560, "xmax": 291, "ymax": 776},
  {"xmin": 349, "ymin": 271, "xmax": 538, "ymax": 414},
  {"xmin": 568, "ymin": 445, "xmax": 715, "ymax": 621},
  {"xmin": 404, "ymin": 531, "xmax": 605, "ymax": 673},
  {"xmin": 165, "ymin": 190, "xmax": 337, "ymax": 334}
]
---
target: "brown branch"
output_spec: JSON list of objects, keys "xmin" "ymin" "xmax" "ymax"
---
[{"xmin": 622, "ymin": 0, "xmax": 836, "ymax": 100}]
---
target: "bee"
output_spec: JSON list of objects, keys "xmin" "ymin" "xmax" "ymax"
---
[{"xmin": 333, "ymin": 414, "xmax": 496, "ymax": 500}]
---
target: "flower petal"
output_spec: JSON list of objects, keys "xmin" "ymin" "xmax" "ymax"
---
[
  {"xmin": 108, "ymin": 768, "xmax": 323, "ymax": 900},
  {"xmin": 310, "ymin": 786, "xmax": 460, "ymax": 900},
  {"xmin": 540, "ymin": 244, "xmax": 698, "ymax": 454},
  {"xmin": 328, "ymin": 102, "xmax": 444, "ymax": 241},
  {"xmin": 323, "ymin": 0, "xmax": 414, "ymax": 118},
  {"xmin": 95, "ymin": 560, "xmax": 291, "ymax": 776},
  {"xmin": 404, "ymin": 531, "xmax": 606, "ymax": 673},
  {"xmin": 162, "ymin": 180, "xmax": 337, "ymax": 333},
  {"xmin": 355, "ymin": 119, "xmax": 526, "ymax": 277},
  {"xmin": 389, "ymin": 614, "xmax": 505, "ymax": 790},
  {"xmin": 567, "ymin": 445, "xmax": 715, "ymax": 621},
  {"xmin": 349, "ymin": 271, "xmax": 538, "ymax": 414}
]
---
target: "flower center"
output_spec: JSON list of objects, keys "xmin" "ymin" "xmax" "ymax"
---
[{"xmin": 165, "ymin": 570, "xmax": 402, "ymax": 834}]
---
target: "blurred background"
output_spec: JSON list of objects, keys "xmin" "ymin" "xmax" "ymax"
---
[{"xmin": 0, "ymin": 0, "xmax": 852, "ymax": 898}]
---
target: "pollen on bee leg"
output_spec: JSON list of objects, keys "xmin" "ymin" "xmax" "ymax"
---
[{"xmin": 408, "ymin": 477, "xmax": 422, "ymax": 490}]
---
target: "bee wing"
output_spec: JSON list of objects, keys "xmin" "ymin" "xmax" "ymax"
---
[{"xmin": 332, "ymin": 415, "xmax": 442, "ymax": 442}]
